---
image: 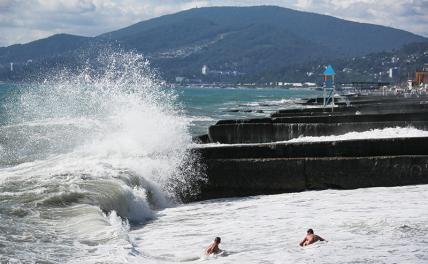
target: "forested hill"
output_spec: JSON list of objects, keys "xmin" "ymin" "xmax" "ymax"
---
[
  {"xmin": 250, "ymin": 41, "xmax": 428, "ymax": 84},
  {"xmin": 0, "ymin": 6, "xmax": 426, "ymax": 81}
]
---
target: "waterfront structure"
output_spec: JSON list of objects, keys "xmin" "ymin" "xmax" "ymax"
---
[
  {"xmin": 193, "ymin": 96, "xmax": 428, "ymax": 201},
  {"xmin": 175, "ymin": 76, "xmax": 185, "ymax": 83},
  {"xmin": 415, "ymin": 63, "xmax": 428, "ymax": 86},
  {"xmin": 322, "ymin": 65, "xmax": 336, "ymax": 110},
  {"xmin": 389, "ymin": 67, "xmax": 399, "ymax": 82},
  {"xmin": 202, "ymin": 65, "xmax": 208, "ymax": 75}
]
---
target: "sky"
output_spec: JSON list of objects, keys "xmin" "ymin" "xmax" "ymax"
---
[{"xmin": 0, "ymin": 0, "xmax": 427, "ymax": 47}]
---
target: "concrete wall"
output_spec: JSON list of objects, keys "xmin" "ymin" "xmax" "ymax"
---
[
  {"xmin": 193, "ymin": 156, "xmax": 428, "ymax": 201},
  {"xmin": 189, "ymin": 137, "xmax": 428, "ymax": 201},
  {"xmin": 300, "ymin": 96, "xmax": 428, "ymax": 106},
  {"xmin": 197, "ymin": 137, "xmax": 428, "ymax": 159},
  {"xmin": 217, "ymin": 112, "xmax": 428, "ymax": 125},
  {"xmin": 189, "ymin": 98, "xmax": 428, "ymax": 201},
  {"xmin": 209, "ymin": 121, "xmax": 428, "ymax": 144},
  {"xmin": 271, "ymin": 102, "xmax": 428, "ymax": 117}
]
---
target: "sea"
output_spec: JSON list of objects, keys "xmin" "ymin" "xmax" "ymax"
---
[{"xmin": 1, "ymin": 52, "xmax": 428, "ymax": 263}]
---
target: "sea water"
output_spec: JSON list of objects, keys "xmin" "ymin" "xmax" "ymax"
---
[
  {"xmin": 132, "ymin": 186, "xmax": 428, "ymax": 264},
  {"xmin": 0, "ymin": 51, "xmax": 427, "ymax": 263}
]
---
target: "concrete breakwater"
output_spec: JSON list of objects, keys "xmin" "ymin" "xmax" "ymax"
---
[
  {"xmin": 201, "ymin": 98, "xmax": 428, "ymax": 144},
  {"xmin": 187, "ymin": 97, "xmax": 428, "ymax": 202},
  {"xmin": 272, "ymin": 100, "xmax": 428, "ymax": 117},
  {"xmin": 189, "ymin": 137, "xmax": 428, "ymax": 201},
  {"xmin": 301, "ymin": 95, "xmax": 428, "ymax": 106},
  {"xmin": 208, "ymin": 112, "xmax": 428, "ymax": 144}
]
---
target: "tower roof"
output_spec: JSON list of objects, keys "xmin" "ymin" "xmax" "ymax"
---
[{"xmin": 323, "ymin": 65, "xmax": 336, "ymax": 75}]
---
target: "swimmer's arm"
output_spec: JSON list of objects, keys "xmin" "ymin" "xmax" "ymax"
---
[
  {"xmin": 206, "ymin": 244, "xmax": 213, "ymax": 254},
  {"xmin": 299, "ymin": 238, "xmax": 307, "ymax": 247},
  {"xmin": 206, "ymin": 243, "xmax": 217, "ymax": 254},
  {"xmin": 316, "ymin": 235, "xmax": 327, "ymax": 242}
]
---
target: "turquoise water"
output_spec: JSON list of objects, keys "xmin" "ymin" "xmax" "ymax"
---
[
  {"xmin": 0, "ymin": 83, "xmax": 321, "ymax": 135},
  {"xmin": 1, "ymin": 75, "xmax": 428, "ymax": 263},
  {"xmin": 0, "ymin": 77, "xmax": 322, "ymax": 263},
  {"xmin": 0, "ymin": 83, "xmax": 17, "ymax": 125},
  {"xmin": 175, "ymin": 86, "xmax": 320, "ymax": 134}
]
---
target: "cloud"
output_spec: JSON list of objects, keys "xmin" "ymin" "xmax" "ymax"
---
[
  {"xmin": 319, "ymin": 0, "xmax": 428, "ymax": 36},
  {"xmin": 0, "ymin": 0, "xmax": 426, "ymax": 47},
  {"xmin": 37, "ymin": 0, "xmax": 96, "ymax": 13}
]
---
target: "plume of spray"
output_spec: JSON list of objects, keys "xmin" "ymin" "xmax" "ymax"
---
[{"xmin": 1, "ymin": 48, "xmax": 205, "ymax": 219}]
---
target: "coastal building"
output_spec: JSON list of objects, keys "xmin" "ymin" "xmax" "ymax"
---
[
  {"xmin": 200, "ymin": 64, "xmax": 244, "ymax": 78},
  {"xmin": 175, "ymin": 76, "xmax": 185, "ymax": 83},
  {"xmin": 304, "ymin": 82, "xmax": 316, "ymax": 87},
  {"xmin": 415, "ymin": 63, "xmax": 428, "ymax": 86},
  {"xmin": 202, "ymin": 65, "xmax": 208, "ymax": 75},
  {"xmin": 389, "ymin": 67, "xmax": 399, "ymax": 81},
  {"xmin": 391, "ymin": 56, "xmax": 399, "ymax": 64}
]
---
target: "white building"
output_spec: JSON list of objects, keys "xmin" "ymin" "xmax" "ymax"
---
[
  {"xmin": 389, "ymin": 67, "xmax": 399, "ymax": 79},
  {"xmin": 175, "ymin": 76, "xmax": 185, "ymax": 83},
  {"xmin": 202, "ymin": 65, "xmax": 208, "ymax": 75}
]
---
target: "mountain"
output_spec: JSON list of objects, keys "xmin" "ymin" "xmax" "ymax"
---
[
  {"xmin": 246, "ymin": 41, "xmax": 428, "ymax": 83},
  {"xmin": 0, "ymin": 34, "xmax": 91, "ymax": 62},
  {"xmin": 0, "ymin": 6, "xmax": 426, "ymax": 81}
]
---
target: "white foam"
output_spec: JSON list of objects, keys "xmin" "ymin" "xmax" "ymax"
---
[
  {"xmin": 286, "ymin": 126, "xmax": 428, "ymax": 143},
  {"xmin": 0, "ymin": 50, "xmax": 202, "ymax": 262},
  {"xmin": 184, "ymin": 115, "xmax": 217, "ymax": 122},
  {"xmin": 200, "ymin": 127, "xmax": 428, "ymax": 148},
  {"xmin": 129, "ymin": 185, "xmax": 428, "ymax": 264}
]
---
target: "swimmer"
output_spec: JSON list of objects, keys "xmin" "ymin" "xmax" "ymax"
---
[
  {"xmin": 299, "ymin": 229, "xmax": 326, "ymax": 247},
  {"xmin": 206, "ymin": 237, "xmax": 221, "ymax": 255}
]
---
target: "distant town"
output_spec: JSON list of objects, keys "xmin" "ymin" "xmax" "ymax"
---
[{"xmin": 172, "ymin": 63, "xmax": 428, "ymax": 96}]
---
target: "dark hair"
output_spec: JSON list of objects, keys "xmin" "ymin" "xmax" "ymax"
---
[
  {"xmin": 215, "ymin": 237, "xmax": 221, "ymax": 243},
  {"xmin": 307, "ymin": 229, "xmax": 314, "ymax": 234}
]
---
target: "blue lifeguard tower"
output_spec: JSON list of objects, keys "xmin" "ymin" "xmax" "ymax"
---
[{"xmin": 322, "ymin": 65, "xmax": 336, "ymax": 110}]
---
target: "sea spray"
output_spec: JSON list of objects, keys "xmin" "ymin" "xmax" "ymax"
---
[{"xmin": 0, "ymin": 50, "xmax": 204, "ymax": 262}]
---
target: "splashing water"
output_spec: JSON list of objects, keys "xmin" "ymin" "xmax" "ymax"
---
[{"xmin": 0, "ymin": 51, "xmax": 203, "ymax": 263}]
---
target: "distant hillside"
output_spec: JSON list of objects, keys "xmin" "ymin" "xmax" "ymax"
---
[
  {"xmin": 0, "ymin": 34, "xmax": 91, "ymax": 62},
  {"xmin": 251, "ymin": 41, "xmax": 428, "ymax": 84},
  {"xmin": 0, "ymin": 6, "xmax": 426, "ymax": 81}
]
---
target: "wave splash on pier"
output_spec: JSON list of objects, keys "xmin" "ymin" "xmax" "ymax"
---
[
  {"xmin": 0, "ymin": 51, "xmax": 202, "ymax": 262},
  {"xmin": 286, "ymin": 126, "xmax": 428, "ymax": 143}
]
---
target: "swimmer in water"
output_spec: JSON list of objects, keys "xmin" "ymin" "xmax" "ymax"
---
[
  {"xmin": 299, "ymin": 229, "xmax": 326, "ymax": 247},
  {"xmin": 206, "ymin": 237, "xmax": 221, "ymax": 255}
]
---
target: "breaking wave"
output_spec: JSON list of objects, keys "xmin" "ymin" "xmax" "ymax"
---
[{"xmin": 0, "ymin": 50, "xmax": 203, "ymax": 262}]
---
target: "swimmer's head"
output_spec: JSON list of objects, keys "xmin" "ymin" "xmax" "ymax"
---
[
  {"xmin": 214, "ymin": 237, "xmax": 221, "ymax": 244},
  {"xmin": 307, "ymin": 229, "xmax": 314, "ymax": 234}
]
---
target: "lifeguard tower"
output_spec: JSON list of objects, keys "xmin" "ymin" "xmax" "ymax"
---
[{"xmin": 322, "ymin": 65, "xmax": 336, "ymax": 111}]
